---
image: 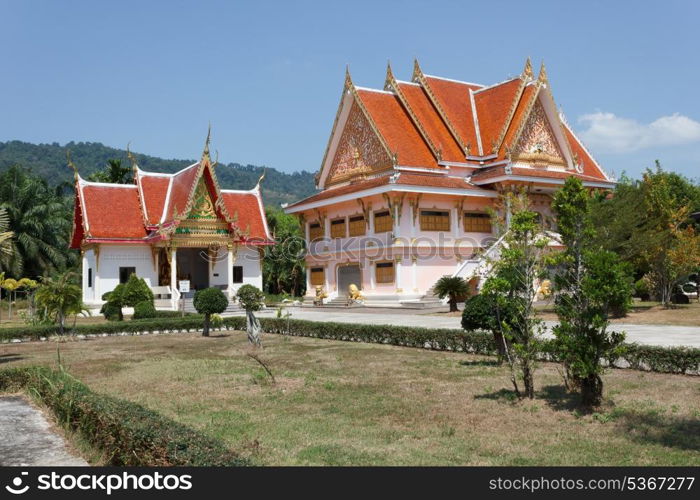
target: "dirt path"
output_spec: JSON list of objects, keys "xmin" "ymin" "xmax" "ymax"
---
[{"xmin": 0, "ymin": 395, "xmax": 87, "ymax": 466}]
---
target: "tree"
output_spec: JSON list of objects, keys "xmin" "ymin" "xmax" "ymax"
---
[
  {"xmin": 433, "ymin": 275, "xmax": 469, "ymax": 312},
  {"xmin": 34, "ymin": 271, "xmax": 86, "ymax": 335},
  {"xmin": 0, "ymin": 208, "xmax": 12, "ymax": 258},
  {"xmin": 551, "ymin": 177, "xmax": 631, "ymax": 407},
  {"xmin": 193, "ymin": 287, "xmax": 228, "ymax": 337},
  {"xmin": 236, "ymin": 284, "xmax": 265, "ymax": 346},
  {"xmin": 88, "ymin": 158, "xmax": 132, "ymax": 184},
  {"xmin": 263, "ymin": 208, "xmax": 306, "ymax": 297},
  {"xmin": 482, "ymin": 191, "xmax": 549, "ymax": 399},
  {"xmin": 638, "ymin": 167, "xmax": 700, "ymax": 306},
  {"xmin": 0, "ymin": 165, "xmax": 74, "ymax": 278},
  {"xmin": 462, "ymin": 292, "xmax": 520, "ymax": 362},
  {"xmin": 101, "ymin": 284, "xmax": 126, "ymax": 321}
]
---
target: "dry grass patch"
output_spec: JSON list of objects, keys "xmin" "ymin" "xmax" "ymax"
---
[{"xmin": 1, "ymin": 331, "xmax": 699, "ymax": 466}]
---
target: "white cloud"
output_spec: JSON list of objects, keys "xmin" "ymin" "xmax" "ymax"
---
[{"xmin": 577, "ymin": 111, "xmax": 700, "ymax": 154}]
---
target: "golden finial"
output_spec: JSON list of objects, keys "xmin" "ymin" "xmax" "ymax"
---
[
  {"xmin": 522, "ymin": 57, "xmax": 533, "ymax": 80},
  {"xmin": 384, "ymin": 60, "xmax": 395, "ymax": 91},
  {"xmin": 256, "ymin": 168, "xmax": 266, "ymax": 189},
  {"xmin": 202, "ymin": 123, "xmax": 211, "ymax": 162},
  {"xmin": 126, "ymin": 141, "xmax": 137, "ymax": 170},
  {"xmin": 412, "ymin": 57, "xmax": 423, "ymax": 82},
  {"xmin": 212, "ymin": 150, "xmax": 219, "ymax": 169},
  {"xmin": 66, "ymin": 150, "xmax": 78, "ymax": 181},
  {"xmin": 538, "ymin": 60, "xmax": 548, "ymax": 83}
]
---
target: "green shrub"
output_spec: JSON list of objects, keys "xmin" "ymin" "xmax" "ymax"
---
[
  {"xmin": 0, "ymin": 366, "xmax": 248, "ymax": 466},
  {"xmin": 123, "ymin": 274, "xmax": 154, "ymax": 307},
  {"xmin": 193, "ymin": 288, "xmax": 228, "ymax": 337},
  {"xmin": 100, "ymin": 301, "xmax": 122, "ymax": 321},
  {"xmin": 634, "ymin": 278, "xmax": 651, "ymax": 301},
  {"xmin": 133, "ymin": 300, "xmax": 157, "ymax": 320}
]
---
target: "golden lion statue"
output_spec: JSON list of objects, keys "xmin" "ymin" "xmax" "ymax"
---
[
  {"xmin": 313, "ymin": 285, "xmax": 328, "ymax": 306},
  {"xmin": 536, "ymin": 279, "xmax": 552, "ymax": 300},
  {"xmin": 348, "ymin": 283, "xmax": 364, "ymax": 302}
]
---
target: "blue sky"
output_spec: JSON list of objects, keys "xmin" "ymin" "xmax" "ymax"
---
[{"xmin": 2, "ymin": 0, "xmax": 699, "ymax": 180}]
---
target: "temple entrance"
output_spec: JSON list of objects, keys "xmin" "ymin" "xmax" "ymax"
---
[
  {"xmin": 337, "ymin": 264, "xmax": 361, "ymax": 296},
  {"xmin": 176, "ymin": 248, "xmax": 209, "ymax": 292}
]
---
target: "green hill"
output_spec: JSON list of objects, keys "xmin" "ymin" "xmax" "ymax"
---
[{"xmin": 0, "ymin": 140, "xmax": 317, "ymax": 208}]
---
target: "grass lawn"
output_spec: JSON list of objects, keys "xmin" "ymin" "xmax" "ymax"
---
[{"xmin": 1, "ymin": 331, "xmax": 699, "ymax": 466}]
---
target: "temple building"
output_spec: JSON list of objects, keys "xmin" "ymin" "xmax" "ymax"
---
[
  {"xmin": 70, "ymin": 133, "xmax": 272, "ymax": 310},
  {"xmin": 284, "ymin": 59, "xmax": 615, "ymax": 307}
]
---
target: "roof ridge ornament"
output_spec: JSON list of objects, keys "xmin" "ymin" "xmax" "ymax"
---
[
  {"xmin": 202, "ymin": 123, "xmax": 212, "ymax": 163},
  {"xmin": 256, "ymin": 168, "xmax": 266, "ymax": 190},
  {"xmin": 126, "ymin": 142, "xmax": 138, "ymax": 171},
  {"xmin": 522, "ymin": 57, "xmax": 534, "ymax": 81},
  {"xmin": 411, "ymin": 58, "xmax": 422, "ymax": 83},
  {"xmin": 538, "ymin": 61, "xmax": 548, "ymax": 84},
  {"xmin": 384, "ymin": 60, "xmax": 394, "ymax": 91},
  {"xmin": 66, "ymin": 150, "xmax": 79, "ymax": 181}
]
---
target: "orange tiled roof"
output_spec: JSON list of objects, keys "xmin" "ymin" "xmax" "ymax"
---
[
  {"xmin": 422, "ymin": 76, "xmax": 481, "ymax": 152},
  {"xmin": 473, "ymin": 78, "xmax": 523, "ymax": 154},
  {"xmin": 470, "ymin": 165, "xmax": 613, "ymax": 184},
  {"xmin": 70, "ymin": 161, "xmax": 271, "ymax": 248},
  {"xmin": 355, "ymin": 88, "xmax": 437, "ymax": 168}
]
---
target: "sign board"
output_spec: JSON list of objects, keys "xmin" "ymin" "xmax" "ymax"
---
[{"xmin": 178, "ymin": 280, "xmax": 190, "ymax": 293}]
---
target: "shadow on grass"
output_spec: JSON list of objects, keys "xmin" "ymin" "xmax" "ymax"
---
[
  {"xmin": 615, "ymin": 410, "xmax": 700, "ymax": 452},
  {"xmin": 538, "ymin": 385, "xmax": 583, "ymax": 412},
  {"xmin": 459, "ymin": 360, "xmax": 501, "ymax": 367},
  {"xmin": 0, "ymin": 354, "xmax": 24, "ymax": 365},
  {"xmin": 474, "ymin": 388, "xmax": 519, "ymax": 403},
  {"xmin": 208, "ymin": 334, "xmax": 231, "ymax": 339}
]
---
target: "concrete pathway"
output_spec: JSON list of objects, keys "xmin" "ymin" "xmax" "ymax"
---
[
  {"xmin": 241, "ymin": 307, "xmax": 700, "ymax": 348},
  {"xmin": 0, "ymin": 396, "xmax": 87, "ymax": 466}
]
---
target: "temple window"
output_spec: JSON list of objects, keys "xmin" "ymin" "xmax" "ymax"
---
[
  {"xmin": 87, "ymin": 268, "xmax": 93, "ymax": 288},
  {"xmin": 463, "ymin": 212, "xmax": 492, "ymax": 233},
  {"xmin": 310, "ymin": 267, "xmax": 325, "ymax": 286},
  {"xmin": 374, "ymin": 210, "xmax": 392, "ymax": 233},
  {"xmin": 330, "ymin": 218, "xmax": 347, "ymax": 239},
  {"xmin": 309, "ymin": 222, "xmax": 323, "ymax": 241},
  {"xmin": 420, "ymin": 210, "xmax": 450, "ymax": 231},
  {"xmin": 232, "ymin": 266, "xmax": 243, "ymax": 284},
  {"xmin": 375, "ymin": 261, "xmax": 395, "ymax": 283},
  {"xmin": 348, "ymin": 215, "xmax": 366, "ymax": 237},
  {"xmin": 119, "ymin": 267, "xmax": 136, "ymax": 284}
]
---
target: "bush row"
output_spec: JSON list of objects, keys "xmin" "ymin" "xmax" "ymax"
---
[
  {"xmin": 2, "ymin": 315, "xmax": 698, "ymax": 375},
  {"xmin": 0, "ymin": 366, "xmax": 248, "ymax": 466}
]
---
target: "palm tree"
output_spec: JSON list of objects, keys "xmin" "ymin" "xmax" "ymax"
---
[
  {"xmin": 88, "ymin": 158, "xmax": 132, "ymax": 184},
  {"xmin": 34, "ymin": 271, "xmax": 86, "ymax": 334},
  {"xmin": 433, "ymin": 276, "xmax": 471, "ymax": 313},
  {"xmin": 0, "ymin": 165, "xmax": 74, "ymax": 278},
  {"xmin": 0, "ymin": 208, "xmax": 12, "ymax": 257}
]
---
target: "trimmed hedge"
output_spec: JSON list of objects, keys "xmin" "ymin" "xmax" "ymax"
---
[
  {"xmin": 0, "ymin": 366, "xmax": 248, "ymax": 466},
  {"xmin": 2, "ymin": 315, "xmax": 698, "ymax": 375}
]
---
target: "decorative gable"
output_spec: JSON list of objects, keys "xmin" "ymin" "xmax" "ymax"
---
[
  {"xmin": 512, "ymin": 100, "xmax": 565, "ymax": 166},
  {"xmin": 326, "ymin": 100, "xmax": 393, "ymax": 186}
]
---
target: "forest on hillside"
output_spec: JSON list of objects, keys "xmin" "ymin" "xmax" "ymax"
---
[{"xmin": 0, "ymin": 140, "xmax": 317, "ymax": 208}]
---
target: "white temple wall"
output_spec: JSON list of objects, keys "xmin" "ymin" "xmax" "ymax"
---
[
  {"xmin": 94, "ymin": 245, "xmax": 157, "ymax": 302},
  {"xmin": 231, "ymin": 245, "xmax": 263, "ymax": 293}
]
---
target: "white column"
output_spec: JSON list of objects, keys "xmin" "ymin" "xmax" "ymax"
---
[
  {"xmin": 395, "ymin": 257, "xmax": 403, "ymax": 293},
  {"xmin": 81, "ymin": 251, "xmax": 89, "ymax": 303},
  {"xmin": 170, "ymin": 248, "xmax": 177, "ymax": 292},
  {"xmin": 412, "ymin": 256, "xmax": 418, "ymax": 292},
  {"xmin": 323, "ymin": 215, "xmax": 330, "ymax": 240},
  {"xmin": 227, "ymin": 245, "xmax": 234, "ymax": 297},
  {"xmin": 452, "ymin": 207, "xmax": 459, "ymax": 239},
  {"xmin": 393, "ymin": 203, "xmax": 401, "ymax": 239},
  {"xmin": 369, "ymin": 260, "xmax": 376, "ymax": 290},
  {"xmin": 94, "ymin": 249, "xmax": 101, "ymax": 302},
  {"xmin": 324, "ymin": 265, "xmax": 330, "ymax": 293},
  {"xmin": 306, "ymin": 266, "xmax": 312, "ymax": 295}
]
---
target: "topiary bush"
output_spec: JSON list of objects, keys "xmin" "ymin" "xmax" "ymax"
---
[
  {"xmin": 123, "ymin": 274, "xmax": 154, "ymax": 308},
  {"xmin": 193, "ymin": 287, "xmax": 228, "ymax": 337},
  {"xmin": 236, "ymin": 284, "xmax": 265, "ymax": 312},
  {"xmin": 133, "ymin": 300, "xmax": 157, "ymax": 320},
  {"xmin": 100, "ymin": 301, "xmax": 123, "ymax": 321}
]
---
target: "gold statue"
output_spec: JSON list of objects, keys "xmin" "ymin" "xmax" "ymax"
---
[
  {"xmin": 536, "ymin": 279, "xmax": 552, "ymax": 300},
  {"xmin": 348, "ymin": 284, "xmax": 364, "ymax": 302},
  {"xmin": 313, "ymin": 285, "xmax": 328, "ymax": 306}
]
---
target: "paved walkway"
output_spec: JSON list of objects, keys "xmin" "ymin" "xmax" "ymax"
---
[
  {"xmin": 0, "ymin": 396, "xmax": 87, "ymax": 466},
  {"xmin": 243, "ymin": 307, "xmax": 700, "ymax": 348}
]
